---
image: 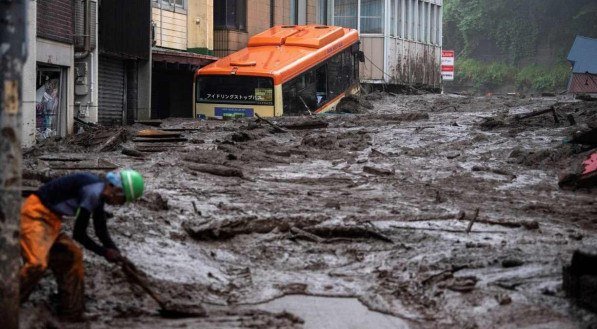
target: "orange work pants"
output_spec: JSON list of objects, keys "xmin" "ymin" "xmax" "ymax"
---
[{"xmin": 19, "ymin": 194, "xmax": 85, "ymax": 320}]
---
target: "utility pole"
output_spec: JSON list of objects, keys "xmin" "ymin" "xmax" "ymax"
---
[{"xmin": 0, "ymin": 1, "xmax": 27, "ymax": 328}]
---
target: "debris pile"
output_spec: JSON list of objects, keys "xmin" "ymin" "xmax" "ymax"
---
[{"xmin": 20, "ymin": 94, "xmax": 597, "ymax": 329}]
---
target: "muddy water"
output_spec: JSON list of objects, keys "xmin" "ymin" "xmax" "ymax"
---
[
  {"xmin": 20, "ymin": 94, "xmax": 597, "ymax": 328},
  {"xmin": 256, "ymin": 295, "xmax": 410, "ymax": 329}
]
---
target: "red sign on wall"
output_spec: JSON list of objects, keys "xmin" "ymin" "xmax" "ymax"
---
[{"xmin": 441, "ymin": 50, "xmax": 455, "ymax": 81}]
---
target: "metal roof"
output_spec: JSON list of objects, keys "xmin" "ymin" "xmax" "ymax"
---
[
  {"xmin": 197, "ymin": 25, "xmax": 359, "ymax": 85},
  {"xmin": 567, "ymin": 36, "xmax": 597, "ymax": 74}
]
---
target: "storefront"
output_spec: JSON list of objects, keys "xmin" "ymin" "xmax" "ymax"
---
[{"xmin": 35, "ymin": 64, "xmax": 68, "ymax": 140}]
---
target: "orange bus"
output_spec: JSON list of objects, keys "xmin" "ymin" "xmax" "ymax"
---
[{"xmin": 194, "ymin": 25, "xmax": 362, "ymax": 119}]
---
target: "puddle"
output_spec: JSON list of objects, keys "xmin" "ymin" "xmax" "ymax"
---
[{"xmin": 256, "ymin": 295, "xmax": 410, "ymax": 329}]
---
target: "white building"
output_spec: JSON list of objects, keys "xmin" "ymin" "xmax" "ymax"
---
[{"xmin": 318, "ymin": 0, "xmax": 443, "ymax": 86}]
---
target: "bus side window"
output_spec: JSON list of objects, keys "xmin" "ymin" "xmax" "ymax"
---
[
  {"xmin": 342, "ymin": 50, "xmax": 353, "ymax": 86},
  {"xmin": 316, "ymin": 65, "xmax": 327, "ymax": 106},
  {"xmin": 327, "ymin": 53, "xmax": 343, "ymax": 99},
  {"xmin": 299, "ymin": 70, "xmax": 317, "ymax": 111}
]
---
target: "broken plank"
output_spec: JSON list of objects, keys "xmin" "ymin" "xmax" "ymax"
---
[
  {"xmin": 187, "ymin": 163, "xmax": 244, "ymax": 178},
  {"xmin": 133, "ymin": 137, "xmax": 188, "ymax": 143},
  {"xmin": 122, "ymin": 147, "xmax": 145, "ymax": 158},
  {"xmin": 94, "ymin": 128, "xmax": 125, "ymax": 152},
  {"xmin": 136, "ymin": 129, "xmax": 181, "ymax": 138},
  {"xmin": 159, "ymin": 128, "xmax": 202, "ymax": 132},
  {"xmin": 39, "ymin": 156, "xmax": 84, "ymax": 162},
  {"xmin": 466, "ymin": 208, "xmax": 480, "ymax": 233}
]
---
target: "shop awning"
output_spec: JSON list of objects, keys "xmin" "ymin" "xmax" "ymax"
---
[{"xmin": 152, "ymin": 47, "xmax": 217, "ymax": 70}]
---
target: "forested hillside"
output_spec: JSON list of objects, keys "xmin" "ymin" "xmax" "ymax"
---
[{"xmin": 443, "ymin": 0, "xmax": 597, "ymax": 92}]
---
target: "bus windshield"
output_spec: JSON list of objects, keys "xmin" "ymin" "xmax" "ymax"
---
[{"xmin": 196, "ymin": 75, "xmax": 274, "ymax": 106}]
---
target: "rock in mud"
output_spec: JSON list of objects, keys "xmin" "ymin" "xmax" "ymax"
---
[
  {"xmin": 139, "ymin": 191, "xmax": 169, "ymax": 211},
  {"xmin": 479, "ymin": 116, "xmax": 507, "ymax": 130}
]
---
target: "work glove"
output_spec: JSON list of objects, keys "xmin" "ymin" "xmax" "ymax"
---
[{"xmin": 104, "ymin": 248, "xmax": 123, "ymax": 263}]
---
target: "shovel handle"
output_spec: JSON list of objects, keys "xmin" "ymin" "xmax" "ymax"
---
[{"xmin": 120, "ymin": 258, "xmax": 167, "ymax": 308}]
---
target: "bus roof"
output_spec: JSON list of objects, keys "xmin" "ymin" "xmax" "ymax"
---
[{"xmin": 197, "ymin": 25, "xmax": 359, "ymax": 85}]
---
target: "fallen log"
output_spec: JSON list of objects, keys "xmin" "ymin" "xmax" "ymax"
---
[
  {"xmin": 513, "ymin": 105, "xmax": 560, "ymax": 123},
  {"xmin": 187, "ymin": 163, "xmax": 244, "ymax": 178},
  {"xmin": 281, "ymin": 120, "xmax": 329, "ymax": 130},
  {"xmin": 255, "ymin": 113, "xmax": 287, "ymax": 133},
  {"xmin": 391, "ymin": 225, "xmax": 507, "ymax": 234},
  {"xmin": 305, "ymin": 226, "xmax": 393, "ymax": 243}
]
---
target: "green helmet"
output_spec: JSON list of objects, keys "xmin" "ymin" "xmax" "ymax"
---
[{"xmin": 120, "ymin": 169, "xmax": 144, "ymax": 202}]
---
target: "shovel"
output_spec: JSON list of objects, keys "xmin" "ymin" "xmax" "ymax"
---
[{"xmin": 119, "ymin": 257, "xmax": 206, "ymax": 318}]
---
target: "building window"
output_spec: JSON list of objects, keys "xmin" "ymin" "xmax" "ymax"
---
[
  {"xmin": 318, "ymin": 0, "xmax": 329, "ymax": 25},
  {"xmin": 291, "ymin": 0, "xmax": 307, "ymax": 25},
  {"xmin": 361, "ymin": 0, "xmax": 383, "ymax": 34},
  {"xmin": 153, "ymin": 0, "xmax": 186, "ymax": 10},
  {"xmin": 334, "ymin": 0, "xmax": 358, "ymax": 29},
  {"xmin": 214, "ymin": 0, "xmax": 247, "ymax": 31},
  {"xmin": 390, "ymin": 0, "xmax": 396, "ymax": 36},
  {"xmin": 398, "ymin": 0, "xmax": 404, "ymax": 38}
]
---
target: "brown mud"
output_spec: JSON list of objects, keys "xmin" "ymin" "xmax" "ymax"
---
[{"xmin": 20, "ymin": 93, "xmax": 597, "ymax": 328}]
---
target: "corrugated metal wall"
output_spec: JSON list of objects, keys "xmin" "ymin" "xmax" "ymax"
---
[{"xmin": 98, "ymin": 56, "xmax": 125, "ymax": 125}]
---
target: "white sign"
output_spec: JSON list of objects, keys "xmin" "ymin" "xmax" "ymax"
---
[{"xmin": 441, "ymin": 50, "xmax": 455, "ymax": 81}]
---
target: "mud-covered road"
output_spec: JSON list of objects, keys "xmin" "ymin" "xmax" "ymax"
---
[{"xmin": 21, "ymin": 93, "xmax": 597, "ymax": 328}]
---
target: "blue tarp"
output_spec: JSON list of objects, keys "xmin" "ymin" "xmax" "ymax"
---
[{"xmin": 568, "ymin": 36, "xmax": 597, "ymax": 74}]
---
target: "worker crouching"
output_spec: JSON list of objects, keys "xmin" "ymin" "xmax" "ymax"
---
[{"xmin": 19, "ymin": 169, "xmax": 144, "ymax": 321}]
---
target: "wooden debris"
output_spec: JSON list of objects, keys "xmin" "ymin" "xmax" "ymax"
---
[
  {"xmin": 391, "ymin": 225, "xmax": 506, "ymax": 234},
  {"xmin": 306, "ymin": 226, "xmax": 394, "ymax": 243},
  {"xmin": 136, "ymin": 129, "xmax": 182, "ymax": 138},
  {"xmin": 187, "ymin": 163, "xmax": 244, "ymax": 178},
  {"xmin": 466, "ymin": 208, "xmax": 480, "ymax": 233},
  {"xmin": 513, "ymin": 105, "xmax": 561, "ymax": 123},
  {"xmin": 255, "ymin": 113, "xmax": 287, "ymax": 133},
  {"xmin": 94, "ymin": 127, "xmax": 126, "ymax": 152},
  {"xmin": 290, "ymin": 227, "xmax": 325, "ymax": 243},
  {"xmin": 38, "ymin": 156, "xmax": 84, "ymax": 162},
  {"xmin": 49, "ymin": 159, "xmax": 118, "ymax": 171},
  {"xmin": 191, "ymin": 201, "xmax": 201, "ymax": 215},
  {"xmin": 133, "ymin": 137, "xmax": 188, "ymax": 143},
  {"xmin": 363, "ymin": 165, "xmax": 394, "ymax": 176},
  {"xmin": 122, "ymin": 147, "xmax": 145, "ymax": 158},
  {"xmin": 281, "ymin": 120, "xmax": 329, "ymax": 130}
]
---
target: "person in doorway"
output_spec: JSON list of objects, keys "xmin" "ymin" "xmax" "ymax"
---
[{"xmin": 19, "ymin": 169, "xmax": 145, "ymax": 321}]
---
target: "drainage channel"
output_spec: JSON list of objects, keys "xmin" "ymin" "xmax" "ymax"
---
[{"xmin": 256, "ymin": 295, "xmax": 410, "ymax": 329}]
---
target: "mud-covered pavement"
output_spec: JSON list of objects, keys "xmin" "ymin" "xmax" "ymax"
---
[{"xmin": 21, "ymin": 93, "xmax": 597, "ymax": 328}]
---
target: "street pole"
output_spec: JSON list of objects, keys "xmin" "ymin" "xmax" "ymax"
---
[{"xmin": 0, "ymin": 1, "xmax": 27, "ymax": 328}]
